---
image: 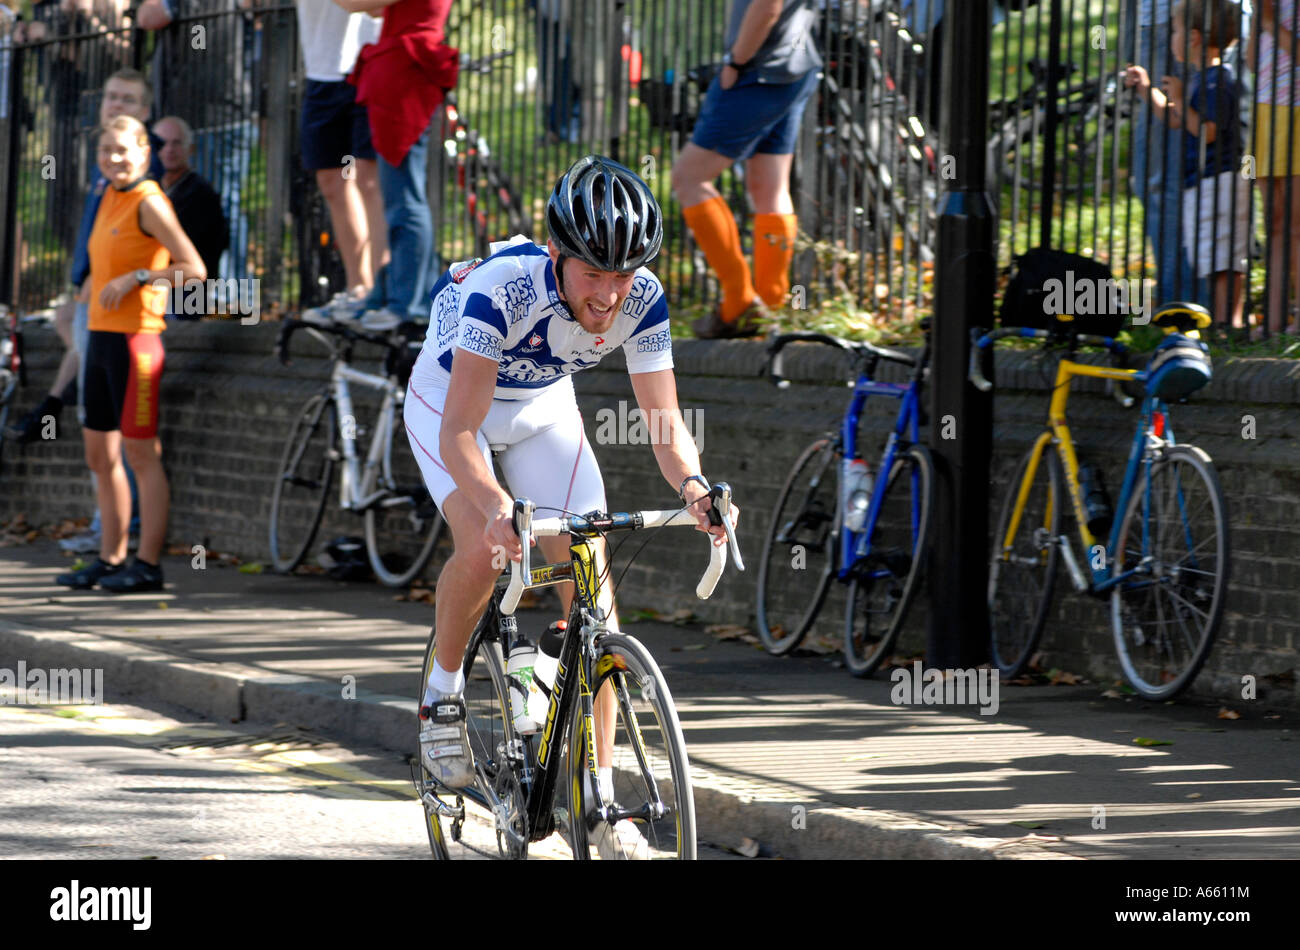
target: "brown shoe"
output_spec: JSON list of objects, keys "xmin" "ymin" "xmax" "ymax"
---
[{"xmin": 692, "ymin": 300, "xmax": 769, "ymax": 339}]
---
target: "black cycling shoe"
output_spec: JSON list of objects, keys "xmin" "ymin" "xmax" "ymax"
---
[
  {"xmin": 99, "ymin": 557, "xmax": 164, "ymax": 593},
  {"xmin": 55, "ymin": 557, "xmax": 125, "ymax": 590}
]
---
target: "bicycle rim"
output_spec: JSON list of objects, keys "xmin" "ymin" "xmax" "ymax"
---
[
  {"xmin": 844, "ymin": 444, "xmax": 935, "ymax": 677},
  {"xmin": 364, "ymin": 418, "xmax": 447, "ymax": 587},
  {"xmin": 989, "ymin": 442, "xmax": 1062, "ymax": 678},
  {"xmin": 1110, "ymin": 445, "xmax": 1229, "ymax": 700},
  {"xmin": 566, "ymin": 633, "xmax": 695, "ymax": 860},
  {"xmin": 756, "ymin": 436, "xmax": 840, "ymax": 655},
  {"xmin": 268, "ymin": 395, "xmax": 336, "ymax": 573},
  {"xmin": 418, "ymin": 624, "xmax": 529, "ymax": 859}
]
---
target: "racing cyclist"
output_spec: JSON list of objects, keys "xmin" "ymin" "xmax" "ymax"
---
[{"xmin": 404, "ymin": 155, "xmax": 738, "ymax": 857}]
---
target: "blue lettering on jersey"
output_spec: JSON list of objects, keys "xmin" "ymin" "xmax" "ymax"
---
[
  {"xmin": 636, "ymin": 328, "xmax": 671, "ymax": 354},
  {"xmin": 460, "ymin": 324, "xmax": 503, "ymax": 362},
  {"xmin": 435, "ymin": 285, "xmax": 461, "ymax": 346},
  {"xmin": 491, "ymin": 275, "xmax": 538, "ymax": 327},
  {"xmin": 623, "ymin": 275, "xmax": 655, "ymax": 319}
]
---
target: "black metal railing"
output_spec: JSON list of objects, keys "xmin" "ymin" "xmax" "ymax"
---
[{"xmin": 1, "ymin": 0, "xmax": 1296, "ymax": 336}]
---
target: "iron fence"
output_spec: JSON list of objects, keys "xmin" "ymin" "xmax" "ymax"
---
[{"xmin": 0, "ymin": 0, "xmax": 1296, "ymax": 336}]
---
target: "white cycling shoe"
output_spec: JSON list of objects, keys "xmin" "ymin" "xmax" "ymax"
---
[{"xmin": 419, "ymin": 693, "xmax": 476, "ymax": 789}]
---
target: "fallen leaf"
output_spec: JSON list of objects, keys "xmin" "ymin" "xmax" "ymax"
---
[
  {"xmin": 1101, "ymin": 689, "xmax": 1124, "ymax": 699},
  {"xmin": 1009, "ymin": 820, "xmax": 1046, "ymax": 829},
  {"xmin": 682, "ymin": 643, "xmax": 707, "ymax": 651},
  {"xmin": 1186, "ymin": 792, "xmax": 1202, "ymax": 799},
  {"xmin": 1048, "ymin": 668, "xmax": 1083, "ymax": 685},
  {"xmin": 202, "ymin": 854, "xmax": 227, "ymax": 860},
  {"xmin": 704, "ymin": 624, "xmax": 751, "ymax": 640},
  {"xmin": 1133, "ymin": 737, "xmax": 1173, "ymax": 747},
  {"xmin": 1216, "ymin": 707, "xmax": 1240, "ymax": 720},
  {"xmin": 668, "ymin": 608, "xmax": 694, "ymax": 623},
  {"xmin": 735, "ymin": 837, "xmax": 760, "ymax": 858},
  {"xmin": 238, "ymin": 562, "xmax": 264, "ymax": 575},
  {"xmin": 156, "ymin": 602, "xmax": 168, "ymax": 610}
]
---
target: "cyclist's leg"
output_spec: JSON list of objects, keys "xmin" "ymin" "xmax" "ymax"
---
[{"xmin": 492, "ymin": 383, "xmax": 619, "ymax": 773}]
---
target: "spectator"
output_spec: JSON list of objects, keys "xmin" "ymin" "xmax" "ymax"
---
[
  {"xmin": 294, "ymin": 0, "xmax": 388, "ymax": 321},
  {"xmin": 534, "ymin": 0, "xmax": 581, "ymax": 144},
  {"xmin": 137, "ymin": 0, "xmax": 256, "ymax": 283},
  {"xmin": 1249, "ymin": 0, "xmax": 1300, "ymax": 334},
  {"xmin": 673, "ymin": 0, "xmax": 821, "ymax": 339},
  {"xmin": 54, "ymin": 115, "xmax": 205, "ymax": 593},
  {"xmin": 1126, "ymin": 0, "xmax": 1250, "ymax": 334},
  {"xmin": 5, "ymin": 69, "xmax": 163, "ymax": 447},
  {"xmin": 340, "ymin": 0, "xmax": 458, "ymax": 330},
  {"xmin": 153, "ymin": 115, "xmax": 229, "ymax": 293}
]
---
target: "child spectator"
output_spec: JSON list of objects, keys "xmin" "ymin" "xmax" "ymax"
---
[
  {"xmin": 1126, "ymin": 0, "xmax": 1250, "ymax": 334},
  {"xmin": 1249, "ymin": 0, "xmax": 1300, "ymax": 334}
]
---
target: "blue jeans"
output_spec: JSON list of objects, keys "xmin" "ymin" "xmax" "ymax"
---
[
  {"xmin": 193, "ymin": 121, "xmax": 256, "ymax": 283},
  {"xmin": 538, "ymin": 14, "xmax": 580, "ymax": 141},
  {"xmin": 378, "ymin": 120, "xmax": 438, "ymax": 321},
  {"xmin": 1131, "ymin": 23, "xmax": 1208, "ymax": 306}
]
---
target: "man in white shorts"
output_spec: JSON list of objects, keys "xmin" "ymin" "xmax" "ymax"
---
[{"xmin": 405, "ymin": 155, "xmax": 736, "ymax": 856}]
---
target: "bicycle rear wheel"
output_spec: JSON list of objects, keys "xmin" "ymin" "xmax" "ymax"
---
[
  {"xmin": 756, "ymin": 436, "xmax": 840, "ymax": 655},
  {"xmin": 363, "ymin": 415, "xmax": 447, "ymax": 587},
  {"xmin": 268, "ymin": 394, "xmax": 337, "ymax": 573},
  {"xmin": 844, "ymin": 444, "xmax": 935, "ymax": 677},
  {"xmin": 418, "ymin": 620, "xmax": 528, "ymax": 859},
  {"xmin": 988, "ymin": 441, "xmax": 1063, "ymax": 678},
  {"xmin": 1110, "ymin": 444, "xmax": 1229, "ymax": 700},
  {"xmin": 0, "ymin": 370, "xmax": 15, "ymax": 471},
  {"xmin": 565, "ymin": 633, "xmax": 695, "ymax": 860}
]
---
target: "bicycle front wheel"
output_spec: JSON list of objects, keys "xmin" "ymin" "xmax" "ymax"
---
[
  {"xmin": 363, "ymin": 418, "xmax": 447, "ymax": 587},
  {"xmin": 989, "ymin": 441, "xmax": 1063, "ymax": 678},
  {"xmin": 269, "ymin": 394, "xmax": 337, "ymax": 573},
  {"xmin": 1110, "ymin": 444, "xmax": 1229, "ymax": 700},
  {"xmin": 756, "ymin": 436, "xmax": 840, "ymax": 655},
  {"xmin": 565, "ymin": 633, "xmax": 695, "ymax": 860},
  {"xmin": 418, "ymin": 622, "xmax": 528, "ymax": 859},
  {"xmin": 844, "ymin": 444, "xmax": 936, "ymax": 677}
]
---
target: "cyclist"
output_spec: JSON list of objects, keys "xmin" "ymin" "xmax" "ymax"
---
[{"xmin": 404, "ymin": 155, "xmax": 737, "ymax": 857}]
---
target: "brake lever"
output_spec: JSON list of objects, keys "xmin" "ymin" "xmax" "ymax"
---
[
  {"xmin": 710, "ymin": 482, "xmax": 744, "ymax": 572},
  {"xmin": 500, "ymin": 498, "xmax": 535, "ymax": 615}
]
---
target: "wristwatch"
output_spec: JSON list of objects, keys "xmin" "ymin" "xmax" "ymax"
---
[
  {"xmin": 134, "ymin": 269, "xmax": 150, "ymax": 285},
  {"xmin": 723, "ymin": 51, "xmax": 752, "ymax": 73}
]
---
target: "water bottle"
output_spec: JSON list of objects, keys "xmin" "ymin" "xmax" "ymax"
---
[
  {"xmin": 527, "ymin": 621, "xmax": 566, "ymax": 724},
  {"xmin": 1078, "ymin": 462, "xmax": 1113, "ymax": 536},
  {"xmin": 841, "ymin": 457, "xmax": 873, "ymax": 533},
  {"xmin": 506, "ymin": 636, "xmax": 541, "ymax": 734}
]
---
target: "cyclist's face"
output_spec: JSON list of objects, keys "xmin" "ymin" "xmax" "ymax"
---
[{"xmin": 548, "ymin": 241, "xmax": 635, "ymax": 334}]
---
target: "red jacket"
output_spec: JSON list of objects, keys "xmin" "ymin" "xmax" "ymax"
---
[{"xmin": 348, "ymin": 0, "xmax": 459, "ymax": 166}]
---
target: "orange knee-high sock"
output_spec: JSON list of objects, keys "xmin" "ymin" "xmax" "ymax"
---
[
  {"xmin": 753, "ymin": 213, "xmax": 798, "ymax": 308},
  {"xmin": 682, "ymin": 195, "xmax": 754, "ymax": 323}
]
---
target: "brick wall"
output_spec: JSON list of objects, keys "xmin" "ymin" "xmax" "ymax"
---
[{"xmin": 3, "ymin": 320, "xmax": 1297, "ymax": 706}]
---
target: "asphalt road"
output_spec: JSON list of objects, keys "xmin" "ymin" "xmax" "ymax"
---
[{"xmin": 0, "ymin": 694, "xmax": 740, "ymax": 860}]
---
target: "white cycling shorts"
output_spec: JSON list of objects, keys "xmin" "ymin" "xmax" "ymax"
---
[{"xmin": 403, "ymin": 374, "xmax": 607, "ymax": 518}]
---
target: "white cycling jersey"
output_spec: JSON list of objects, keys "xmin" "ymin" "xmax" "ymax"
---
[{"xmin": 411, "ymin": 235, "xmax": 674, "ymax": 399}]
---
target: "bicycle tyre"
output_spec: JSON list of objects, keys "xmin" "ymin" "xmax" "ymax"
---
[
  {"xmin": 1110, "ymin": 444, "xmax": 1229, "ymax": 701},
  {"xmin": 0, "ymin": 372, "xmax": 14, "ymax": 471},
  {"xmin": 989, "ymin": 441, "xmax": 1063, "ymax": 679},
  {"xmin": 268, "ymin": 394, "xmax": 337, "ymax": 573},
  {"xmin": 756, "ymin": 436, "xmax": 840, "ymax": 656},
  {"xmin": 843, "ymin": 443, "xmax": 936, "ymax": 677},
  {"xmin": 363, "ymin": 416, "xmax": 447, "ymax": 587},
  {"xmin": 565, "ymin": 633, "xmax": 696, "ymax": 860},
  {"xmin": 418, "ymin": 621, "xmax": 528, "ymax": 859}
]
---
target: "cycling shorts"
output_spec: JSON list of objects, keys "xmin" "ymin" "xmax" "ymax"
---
[
  {"xmin": 403, "ymin": 374, "xmax": 606, "ymax": 518},
  {"xmin": 82, "ymin": 330, "xmax": 165, "ymax": 439}
]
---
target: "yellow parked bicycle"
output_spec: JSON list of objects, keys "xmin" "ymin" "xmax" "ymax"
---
[{"xmin": 970, "ymin": 301, "xmax": 1229, "ymax": 700}]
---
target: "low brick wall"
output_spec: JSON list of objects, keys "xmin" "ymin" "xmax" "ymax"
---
[{"xmin": 3, "ymin": 319, "xmax": 1298, "ymax": 707}]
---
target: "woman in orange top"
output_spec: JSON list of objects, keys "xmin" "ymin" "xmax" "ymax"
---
[{"xmin": 57, "ymin": 115, "xmax": 205, "ymax": 594}]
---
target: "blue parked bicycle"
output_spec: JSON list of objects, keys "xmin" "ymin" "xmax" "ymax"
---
[{"xmin": 757, "ymin": 320, "xmax": 934, "ymax": 676}]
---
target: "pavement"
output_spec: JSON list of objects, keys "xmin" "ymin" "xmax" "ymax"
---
[{"xmin": 2, "ymin": 539, "xmax": 1299, "ymax": 860}]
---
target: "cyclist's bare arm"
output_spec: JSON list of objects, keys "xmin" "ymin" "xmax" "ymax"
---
[
  {"xmin": 628, "ymin": 368, "xmax": 738, "ymax": 543},
  {"xmin": 440, "ymin": 350, "xmax": 521, "ymax": 560}
]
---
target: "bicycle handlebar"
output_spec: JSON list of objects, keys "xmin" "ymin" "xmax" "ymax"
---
[
  {"xmin": 499, "ymin": 483, "xmax": 742, "ymax": 616},
  {"xmin": 275, "ymin": 313, "xmax": 409, "ymax": 366},
  {"xmin": 969, "ymin": 326, "xmax": 1135, "ymax": 407},
  {"xmin": 766, "ymin": 331, "xmax": 918, "ymax": 389}
]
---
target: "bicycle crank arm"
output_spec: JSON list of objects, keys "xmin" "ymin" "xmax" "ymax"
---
[
  {"xmin": 1056, "ymin": 535, "xmax": 1090, "ymax": 592},
  {"xmin": 421, "ymin": 791, "xmax": 465, "ymax": 821},
  {"xmin": 476, "ymin": 763, "xmax": 527, "ymax": 851}
]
